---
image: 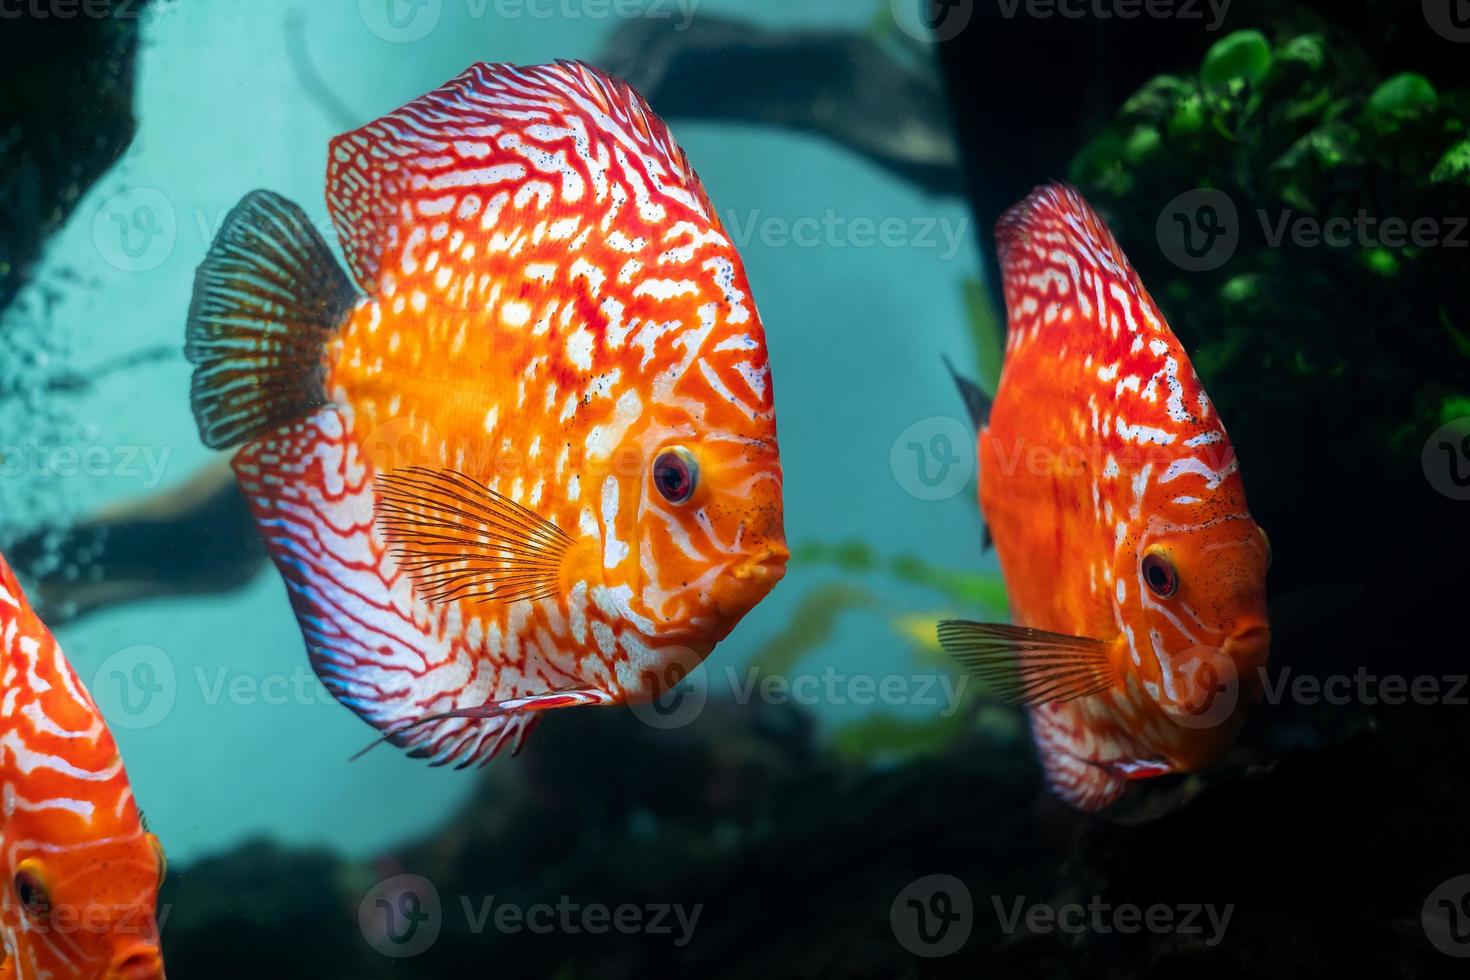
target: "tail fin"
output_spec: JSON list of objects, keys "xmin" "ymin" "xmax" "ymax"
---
[{"xmin": 186, "ymin": 190, "xmax": 358, "ymax": 450}]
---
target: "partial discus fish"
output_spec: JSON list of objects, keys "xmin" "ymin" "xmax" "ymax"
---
[
  {"xmin": 0, "ymin": 554, "xmax": 166, "ymax": 980},
  {"xmin": 186, "ymin": 61, "xmax": 787, "ymax": 766},
  {"xmin": 941, "ymin": 185, "xmax": 1271, "ymax": 811}
]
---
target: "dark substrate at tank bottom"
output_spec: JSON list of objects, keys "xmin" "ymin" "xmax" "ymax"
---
[{"xmin": 156, "ymin": 696, "xmax": 1470, "ymax": 980}]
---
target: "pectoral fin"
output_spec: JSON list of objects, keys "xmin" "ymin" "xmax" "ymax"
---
[
  {"xmin": 937, "ymin": 621, "xmax": 1117, "ymax": 705},
  {"xmin": 375, "ymin": 466, "xmax": 574, "ymax": 604}
]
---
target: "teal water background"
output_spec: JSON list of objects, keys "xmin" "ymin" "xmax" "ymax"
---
[{"xmin": 2, "ymin": 0, "xmax": 989, "ymax": 863}]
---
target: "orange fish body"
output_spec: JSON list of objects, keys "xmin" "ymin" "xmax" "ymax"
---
[
  {"xmin": 187, "ymin": 61, "xmax": 785, "ymax": 765},
  {"xmin": 0, "ymin": 555, "xmax": 166, "ymax": 979},
  {"xmin": 943, "ymin": 186, "xmax": 1270, "ymax": 810}
]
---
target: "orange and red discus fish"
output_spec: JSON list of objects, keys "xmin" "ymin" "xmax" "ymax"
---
[
  {"xmin": 0, "ymin": 553, "xmax": 166, "ymax": 979},
  {"xmin": 186, "ymin": 60, "xmax": 786, "ymax": 766},
  {"xmin": 941, "ymin": 185, "xmax": 1271, "ymax": 811}
]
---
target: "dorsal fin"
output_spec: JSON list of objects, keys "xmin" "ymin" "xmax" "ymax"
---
[
  {"xmin": 0, "ymin": 550, "xmax": 24, "ymax": 615},
  {"xmin": 325, "ymin": 59, "xmax": 716, "ymax": 294},
  {"xmin": 995, "ymin": 182, "xmax": 1138, "ymax": 295},
  {"xmin": 186, "ymin": 190, "xmax": 356, "ymax": 449}
]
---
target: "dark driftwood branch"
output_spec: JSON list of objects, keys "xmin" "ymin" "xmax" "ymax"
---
[
  {"xmin": 8, "ymin": 460, "xmax": 265, "ymax": 626},
  {"xmin": 596, "ymin": 15, "xmax": 963, "ymax": 196}
]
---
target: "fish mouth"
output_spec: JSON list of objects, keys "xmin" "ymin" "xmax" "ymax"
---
[
  {"xmin": 713, "ymin": 545, "xmax": 789, "ymax": 620},
  {"xmin": 734, "ymin": 545, "xmax": 789, "ymax": 588},
  {"xmin": 107, "ymin": 944, "xmax": 164, "ymax": 980},
  {"xmin": 1224, "ymin": 625, "xmax": 1271, "ymax": 670}
]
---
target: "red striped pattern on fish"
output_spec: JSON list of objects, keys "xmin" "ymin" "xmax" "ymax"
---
[
  {"xmin": 941, "ymin": 185, "xmax": 1270, "ymax": 811},
  {"xmin": 188, "ymin": 61, "xmax": 786, "ymax": 767},
  {"xmin": 0, "ymin": 555, "xmax": 165, "ymax": 979}
]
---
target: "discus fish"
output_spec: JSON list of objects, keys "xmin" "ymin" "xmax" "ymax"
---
[
  {"xmin": 185, "ymin": 61, "xmax": 786, "ymax": 766},
  {"xmin": 0, "ymin": 553, "xmax": 166, "ymax": 979},
  {"xmin": 940, "ymin": 185, "xmax": 1270, "ymax": 811}
]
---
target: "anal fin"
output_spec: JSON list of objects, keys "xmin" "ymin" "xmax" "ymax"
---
[
  {"xmin": 351, "ymin": 688, "xmax": 614, "ymax": 768},
  {"xmin": 233, "ymin": 407, "xmax": 564, "ymax": 769}
]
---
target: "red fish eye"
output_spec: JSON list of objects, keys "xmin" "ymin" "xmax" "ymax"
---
[
  {"xmin": 14, "ymin": 868, "xmax": 49, "ymax": 920},
  {"xmin": 652, "ymin": 448, "xmax": 698, "ymax": 504},
  {"xmin": 1142, "ymin": 553, "xmax": 1178, "ymax": 598}
]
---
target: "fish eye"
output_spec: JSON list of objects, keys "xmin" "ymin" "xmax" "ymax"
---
[
  {"xmin": 13, "ymin": 861, "xmax": 50, "ymax": 921},
  {"xmin": 148, "ymin": 833, "xmax": 168, "ymax": 888},
  {"xmin": 652, "ymin": 447, "xmax": 699, "ymax": 505},
  {"xmin": 1141, "ymin": 552, "xmax": 1178, "ymax": 598}
]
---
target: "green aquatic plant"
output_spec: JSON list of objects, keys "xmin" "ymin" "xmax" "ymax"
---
[
  {"xmin": 1068, "ymin": 26, "xmax": 1470, "ymax": 595},
  {"xmin": 792, "ymin": 540, "xmax": 1007, "ymax": 613},
  {"xmin": 748, "ymin": 582, "xmax": 878, "ymax": 677},
  {"xmin": 961, "ymin": 276, "xmax": 1005, "ymax": 398},
  {"xmin": 760, "ymin": 541, "xmax": 1010, "ymax": 762}
]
